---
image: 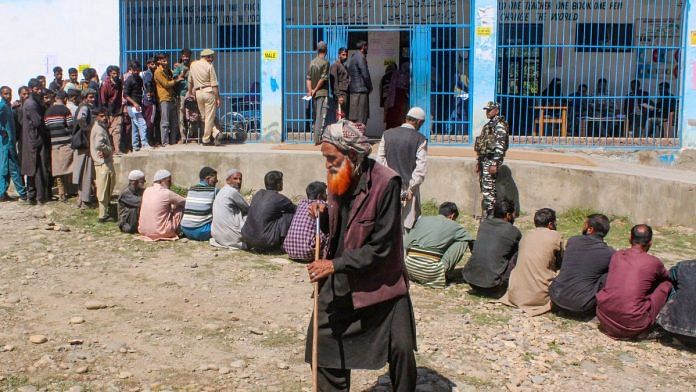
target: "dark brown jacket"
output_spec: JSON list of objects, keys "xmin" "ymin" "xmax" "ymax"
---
[{"xmin": 327, "ymin": 158, "xmax": 408, "ymax": 309}]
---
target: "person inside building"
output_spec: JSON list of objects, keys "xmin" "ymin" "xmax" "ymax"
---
[
  {"xmin": 21, "ymin": 78, "xmax": 50, "ymax": 205},
  {"xmin": 647, "ymin": 82, "xmax": 677, "ymax": 138},
  {"xmin": 307, "ymin": 41, "xmax": 329, "ymax": 145},
  {"xmin": 138, "ymin": 169, "xmax": 186, "ymax": 241},
  {"xmin": 657, "ymin": 259, "xmax": 696, "ymax": 346},
  {"xmin": 549, "ymin": 214, "xmax": 614, "ymax": 317},
  {"xmin": 180, "ymin": 166, "xmax": 219, "ymax": 241},
  {"xmin": 404, "ymin": 202, "xmax": 473, "ymax": 288},
  {"xmin": 187, "ymin": 48, "xmax": 222, "ymax": 146},
  {"xmin": 461, "ymin": 199, "xmax": 521, "ymax": 296},
  {"xmin": 596, "ymin": 224, "xmax": 673, "ymax": 340},
  {"xmin": 282, "ymin": 181, "xmax": 328, "ymax": 262},
  {"xmin": 568, "ymin": 83, "xmax": 591, "ymax": 135},
  {"xmin": 210, "ymin": 168, "xmax": 249, "ymax": 249},
  {"xmin": 241, "ymin": 170, "xmax": 296, "ymax": 252},
  {"xmin": 347, "ymin": 40, "xmax": 372, "ymax": 125},
  {"xmin": 0, "ymin": 86, "xmax": 26, "ymax": 201},
  {"xmin": 376, "ymin": 106, "xmax": 427, "ymax": 232},
  {"xmin": 500, "ymin": 208, "xmax": 564, "ymax": 316},
  {"xmin": 90, "ymin": 107, "xmax": 116, "ymax": 223},
  {"xmin": 593, "ymin": 78, "xmax": 615, "ymax": 118},
  {"xmin": 624, "ymin": 79, "xmax": 654, "ymax": 137},
  {"xmin": 118, "ymin": 169, "xmax": 146, "ymax": 234},
  {"xmin": 44, "ymin": 90, "xmax": 73, "ymax": 202}
]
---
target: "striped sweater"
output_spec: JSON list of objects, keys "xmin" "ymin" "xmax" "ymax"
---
[
  {"xmin": 181, "ymin": 182, "xmax": 217, "ymax": 229},
  {"xmin": 44, "ymin": 104, "xmax": 73, "ymax": 147}
]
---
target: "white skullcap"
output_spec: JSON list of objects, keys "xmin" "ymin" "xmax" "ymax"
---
[
  {"xmin": 225, "ymin": 168, "xmax": 241, "ymax": 179},
  {"xmin": 153, "ymin": 169, "xmax": 171, "ymax": 182},
  {"xmin": 128, "ymin": 170, "xmax": 145, "ymax": 181},
  {"xmin": 406, "ymin": 107, "xmax": 426, "ymax": 121}
]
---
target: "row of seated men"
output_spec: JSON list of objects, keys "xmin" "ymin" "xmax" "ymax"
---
[
  {"xmin": 116, "ymin": 168, "xmax": 694, "ymax": 344},
  {"xmin": 405, "ymin": 199, "xmax": 694, "ymax": 344},
  {"xmin": 117, "ymin": 167, "xmax": 326, "ymax": 260}
]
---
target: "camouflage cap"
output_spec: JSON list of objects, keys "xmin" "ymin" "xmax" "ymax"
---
[{"xmin": 483, "ymin": 101, "xmax": 500, "ymax": 111}]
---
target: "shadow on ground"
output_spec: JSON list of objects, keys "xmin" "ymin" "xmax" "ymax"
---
[{"xmin": 363, "ymin": 367, "xmax": 456, "ymax": 392}]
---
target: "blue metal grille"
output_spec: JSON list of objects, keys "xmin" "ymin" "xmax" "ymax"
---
[
  {"xmin": 283, "ymin": 0, "xmax": 472, "ymax": 144},
  {"xmin": 120, "ymin": 0, "xmax": 261, "ymax": 141},
  {"xmin": 496, "ymin": 0, "xmax": 686, "ymax": 149}
]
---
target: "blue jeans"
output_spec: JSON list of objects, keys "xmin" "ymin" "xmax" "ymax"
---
[
  {"xmin": 127, "ymin": 106, "xmax": 150, "ymax": 149},
  {"xmin": 181, "ymin": 222, "xmax": 212, "ymax": 241},
  {"xmin": 0, "ymin": 150, "xmax": 26, "ymax": 198}
]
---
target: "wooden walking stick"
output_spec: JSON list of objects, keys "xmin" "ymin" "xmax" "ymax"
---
[{"xmin": 312, "ymin": 216, "xmax": 320, "ymax": 392}]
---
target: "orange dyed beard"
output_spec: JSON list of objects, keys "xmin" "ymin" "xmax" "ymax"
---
[{"xmin": 327, "ymin": 158, "xmax": 353, "ymax": 196}]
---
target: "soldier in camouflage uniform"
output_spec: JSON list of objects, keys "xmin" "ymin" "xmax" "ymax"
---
[{"xmin": 474, "ymin": 101, "xmax": 509, "ymax": 217}]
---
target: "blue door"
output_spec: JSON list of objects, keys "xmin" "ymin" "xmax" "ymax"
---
[{"xmin": 410, "ymin": 26, "xmax": 432, "ymax": 139}]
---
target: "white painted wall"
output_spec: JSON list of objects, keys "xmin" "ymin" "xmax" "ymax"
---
[{"xmin": 0, "ymin": 0, "xmax": 120, "ymax": 94}]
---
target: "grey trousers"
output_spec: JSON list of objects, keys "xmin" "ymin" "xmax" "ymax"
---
[
  {"xmin": 348, "ymin": 93, "xmax": 369, "ymax": 125},
  {"xmin": 159, "ymin": 100, "xmax": 179, "ymax": 145},
  {"xmin": 313, "ymin": 96, "xmax": 328, "ymax": 144}
]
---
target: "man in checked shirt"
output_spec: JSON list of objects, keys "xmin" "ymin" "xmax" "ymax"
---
[{"xmin": 282, "ymin": 181, "xmax": 329, "ymax": 261}]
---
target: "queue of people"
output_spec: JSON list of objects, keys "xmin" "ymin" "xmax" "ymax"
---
[{"xmin": 0, "ymin": 48, "xmax": 224, "ymax": 205}]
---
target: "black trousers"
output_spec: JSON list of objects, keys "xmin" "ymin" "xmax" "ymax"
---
[
  {"xmin": 315, "ymin": 303, "xmax": 417, "ymax": 392},
  {"xmin": 26, "ymin": 147, "xmax": 51, "ymax": 203}
]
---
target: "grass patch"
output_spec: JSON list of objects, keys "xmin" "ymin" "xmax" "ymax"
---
[
  {"xmin": 260, "ymin": 329, "xmax": 298, "ymax": 348},
  {"xmin": 2, "ymin": 375, "xmax": 30, "ymax": 388}
]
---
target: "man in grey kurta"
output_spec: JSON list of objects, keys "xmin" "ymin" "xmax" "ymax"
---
[
  {"xmin": 211, "ymin": 169, "xmax": 249, "ymax": 249},
  {"xmin": 376, "ymin": 107, "xmax": 428, "ymax": 232},
  {"xmin": 347, "ymin": 41, "xmax": 372, "ymax": 125},
  {"xmin": 404, "ymin": 202, "xmax": 473, "ymax": 288}
]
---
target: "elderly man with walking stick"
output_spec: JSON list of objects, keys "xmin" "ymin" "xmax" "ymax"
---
[{"xmin": 305, "ymin": 119, "xmax": 417, "ymax": 392}]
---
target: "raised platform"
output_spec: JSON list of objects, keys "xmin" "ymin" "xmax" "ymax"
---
[{"xmin": 113, "ymin": 144, "xmax": 696, "ymax": 228}]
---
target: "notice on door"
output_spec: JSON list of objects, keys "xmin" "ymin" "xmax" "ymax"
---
[
  {"xmin": 476, "ymin": 26, "xmax": 493, "ymax": 37},
  {"xmin": 263, "ymin": 50, "xmax": 279, "ymax": 61},
  {"xmin": 691, "ymin": 31, "xmax": 696, "ymax": 47}
]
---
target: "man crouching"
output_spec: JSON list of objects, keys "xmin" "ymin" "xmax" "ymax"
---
[{"xmin": 305, "ymin": 120, "xmax": 417, "ymax": 391}]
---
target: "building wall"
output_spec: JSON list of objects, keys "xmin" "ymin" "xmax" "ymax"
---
[{"xmin": 0, "ymin": 0, "xmax": 120, "ymax": 94}]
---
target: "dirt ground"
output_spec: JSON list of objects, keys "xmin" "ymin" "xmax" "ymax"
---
[{"xmin": 0, "ymin": 201, "xmax": 694, "ymax": 392}]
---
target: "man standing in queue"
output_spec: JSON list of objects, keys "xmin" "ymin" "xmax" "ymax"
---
[
  {"xmin": 474, "ymin": 101, "xmax": 509, "ymax": 218},
  {"xmin": 306, "ymin": 120, "xmax": 417, "ymax": 391}
]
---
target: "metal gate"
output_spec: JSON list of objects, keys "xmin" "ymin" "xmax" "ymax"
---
[
  {"xmin": 120, "ymin": 0, "xmax": 261, "ymax": 141},
  {"xmin": 283, "ymin": 0, "xmax": 472, "ymax": 144},
  {"xmin": 496, "ymin": 0, "xmax": 686, "ymax": 149}
]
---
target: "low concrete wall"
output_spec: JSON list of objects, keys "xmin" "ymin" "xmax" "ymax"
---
[{"xmin": 114, "ymin": 149, "xmax": 696, "ymax": 228}]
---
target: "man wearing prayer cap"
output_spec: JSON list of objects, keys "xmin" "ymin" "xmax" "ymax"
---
[
  {"xmin": 376, "ymin": 106, "xmax": 428, "ymax": 232},
  {"xmin": 118, "ymin": 170, "xmax": 146, "ymax": 233},
  {"xmin": 187, "ymin": 48, "xmax": 222, "ymax": 145},
  {"xmin": 138, "ymin": 169, "xmax": 186, "ymax": 240},
  {"xmin": 211, "ymin": 168, "xmax": 250, "ymax": 249},
  {"xmin": 305, "ymin": 119, "xmax": 417, "ymax": 391}
]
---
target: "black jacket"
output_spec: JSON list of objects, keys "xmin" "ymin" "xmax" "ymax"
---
[
  {"xmin": 118, "ymin": 185, "xmax": 143, "ymax": 233},
  {"xmin": 241, "ymin": 190, "xmax": 296, "ymax": 251},
  {"xmin": 462, "ymin": 217, "xmax": 521, "ymax": 288}
]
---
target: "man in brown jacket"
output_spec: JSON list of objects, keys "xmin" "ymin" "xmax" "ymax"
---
[
  {"xmin": 306, "ymin": 120, "xmax": 416, "ymax": 391},
  {"xmin": 154, "ymin": 54, "xmax": 184, "ymax": 146}
]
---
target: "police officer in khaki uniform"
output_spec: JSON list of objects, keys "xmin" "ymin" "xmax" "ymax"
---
[
  {"xmin": 187, "ymin": 48, "xmax": 222, "ymax": 145},
  {"xmin": 474, "ymin": 101, "xmax": 509, "ymax": 217}
]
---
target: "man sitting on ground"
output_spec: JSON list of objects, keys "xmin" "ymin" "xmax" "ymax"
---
[
  {"xmin": 211, "ymin": 169, "xmax": 249, "ymax": 249},
  {"xmin": 461, "ymin": 199, "xmax": 521, "ymax": 296},
  {"xmin": 500, "ymin": 208, "xmax": 564, "ymax": 316},
  {"xmin": 549, "ymin": 214, "xmax": 615, "ymax": 317},
  {"xmin": 138, "ymin": 170, "xmax": 186, "ymax": 241},
  {"xmin": 241, "ymin": 170, "xmax": 296, "ymax": 252},
  {"xmin": 282, "ymin": 181, "xmax": 328, "ymax": 261},
  {"xmin": 657, "ymin": 259, "xmax": 696, "ymax": 346},
  {"xmin": 180, "ymin": 167, "xmax": 218, "ymax": 241},
  {"xmin": 596, "ymin": 224, "xmax": 673, "ymax": 340},
  {"xmin": 118, "ymin": 170, "xmax": 146, "ymax": 233},
  {"xmin": 404, "ymin": 202, "xmax": 473, "ymax": 288}
]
